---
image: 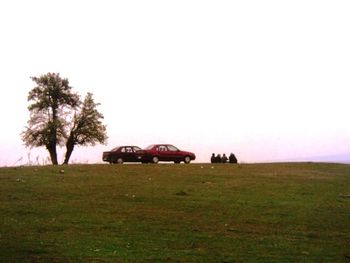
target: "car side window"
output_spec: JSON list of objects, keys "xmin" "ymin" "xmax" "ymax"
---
[
  {"xmin": 133, "ymin": 147, "xmax": 141, "ymax": 152},
  {"xmin": 167, "ymin": 145, "xmax": 178, "ymax": 151},
  {"xmin": 125, "ymin": 147, "xmax": 132, "ymax": 153},
  {"xmin": 121, "ymin": 147, "xmax": 126, "ymax": 152},
  {"xmin": 158, "ymin": 146, "xmax": 167, "ymax": 152}
]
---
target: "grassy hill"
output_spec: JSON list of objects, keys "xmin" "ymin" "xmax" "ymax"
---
[{"xmin": 0, "ymin": 163, "xmax": 349, "ymax": 262}]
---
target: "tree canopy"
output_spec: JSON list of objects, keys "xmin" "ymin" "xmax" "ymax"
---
[{"xmin": 63, "ymin": 93, "xmax": 108, "ymax": 164}]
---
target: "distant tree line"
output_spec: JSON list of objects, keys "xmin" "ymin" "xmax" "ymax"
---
[{"xmin": 21, "ymin": 73, "xmax": 108, "ymax": 165}]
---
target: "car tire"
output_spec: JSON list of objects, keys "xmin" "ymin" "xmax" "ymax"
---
[
  {"xmin": 117, "ymin": 158, "xmax": 123, "ymax": 164},
  {"xmin": 152, "ymin": 156, "xmax": 159, "ymax": 164},
  {"xmin": 184, "ymin": 156, "xmax": 191, "ymax": 164}
]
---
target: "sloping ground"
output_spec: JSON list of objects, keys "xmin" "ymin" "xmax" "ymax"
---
[{"xmin": 0, "ymin": 163, "xmax": 349, "ymax": 262}]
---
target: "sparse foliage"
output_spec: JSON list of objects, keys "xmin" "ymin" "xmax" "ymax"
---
[
  {"xmin": 63, "ymin": 93, "xmax": 107, "ymax": 164},
  {"xmin": 22, "ymin": 73, "xmax": 107, "ymax": 165}
]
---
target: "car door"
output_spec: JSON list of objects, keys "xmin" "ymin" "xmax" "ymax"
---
[
  {"xmin": 132, "ymin": 146, "xmax": 142, "ymax": 162},
  {"xmin": 166, "ymin": 145, "xmax": 181, "ymax": 161},
  {"xmin": 158, "ymin": 145, "xmax": 179, "ymax": 161},
  {"xmin": 122, "ymin": 147, "xmax": 134, "ymax": 162},
  {"xmin": 156, "ymin": 145, "xmax": 169, "ymax": 161}
]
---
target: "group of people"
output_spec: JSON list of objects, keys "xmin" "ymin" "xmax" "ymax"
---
[{"xmin": 211, "ymin": 153, "xmax": 237, "ymax": 164}]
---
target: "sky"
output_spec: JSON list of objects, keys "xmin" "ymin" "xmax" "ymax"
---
[{"xmin": 0, "ymin": 0, "xmax": 349, "ymax": 165}]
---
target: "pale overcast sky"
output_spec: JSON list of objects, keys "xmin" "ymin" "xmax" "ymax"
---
[{"xmin": 0, "ymin": 0, "xmax": 349, "ymax": 165}]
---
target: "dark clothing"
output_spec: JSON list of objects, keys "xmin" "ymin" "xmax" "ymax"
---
[
  {"xmin": 222, "ymin": 155, "xmax": 228, "ymax": 163},
  {"xmin": 229, "ymin": 153, "xmax": 237, "ymax": 164},
  {"xmin": 211, "ymin": 154, "xmax": 216, "ymax": 163},
  {"xmin": 215, "ymin": 154, "xmax": 222, "ymax": 163}
]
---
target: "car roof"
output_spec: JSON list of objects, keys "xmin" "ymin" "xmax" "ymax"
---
[
  {"xmin": 150, "ymin": 144, "xmax": 174, "ymax": 146},
  {"xmin": 145, "ymin": 144, "xmax": 177, "ymax": 149},
  {"xmin": 111, "ymin": 146, "xmax": 141, "ymax": 151}
]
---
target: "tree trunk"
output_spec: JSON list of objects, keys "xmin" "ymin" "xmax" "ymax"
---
[
  {"xmin": 47, "ymin": 144, "xmax": 58, "ymax": 165},
  {"xmin": 47, "ymin": 118, "xmax": 58, "ymax": 165},
  {"xmin": 63, "ymin": 135, "xmax": 75, "ymax": 165}
]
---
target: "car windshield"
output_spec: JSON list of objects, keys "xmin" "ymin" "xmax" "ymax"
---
[
  {"xmin": 145, "ymin": 145, "xmax": 155, "ymax": 150},
  {"xmin": 133, "ymin": 146, "xmax": 142, "ymax": 151},
  {"xmin": 111, "ymin": 146, "xmax": 121, "ymax": 151}
]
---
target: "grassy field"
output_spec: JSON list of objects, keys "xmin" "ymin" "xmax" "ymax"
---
[{"xmin": 0, "ymin": 163, "xmax": 349, "ymax": 262}]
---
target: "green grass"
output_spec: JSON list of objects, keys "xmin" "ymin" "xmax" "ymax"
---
[{"xmin": 0, "ymin": 163, "xmax": 349, "ymax": 262}]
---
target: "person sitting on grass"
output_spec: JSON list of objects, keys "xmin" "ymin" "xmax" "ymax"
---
[
  {"xmin": 211, "ymin": 153, "xmax": 216, "ymax": 163},
  {"xmin": 215, "ymin": 154, "xmax": 221, "ymax": 163},
  {"xmin": 222, "ymin": 153, "xmax": 228, "ymax": 163},
  {"xmin": 229, "ymin": 153, "xmax": 238, "ymax": 164}
]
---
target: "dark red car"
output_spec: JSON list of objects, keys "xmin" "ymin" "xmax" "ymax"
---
[
  {"xmin": 138, "ymin": 144, "xmax": 196, "ymax": 164},
  {"xmin": 102, "ymin": 146, "xmax": 142, "ymax": 164}
]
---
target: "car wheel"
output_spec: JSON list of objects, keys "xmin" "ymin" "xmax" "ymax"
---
[
  {"xmin": 117, "ymin": 158, "xmax": 123, "ymax": 164},
  {"xmin": 184, "ymin": 156, "xmax": 191, "ymax": 164},
  {"xmin": 152, "ymin": 156, "xmax": 159, "ymax": 164}
]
